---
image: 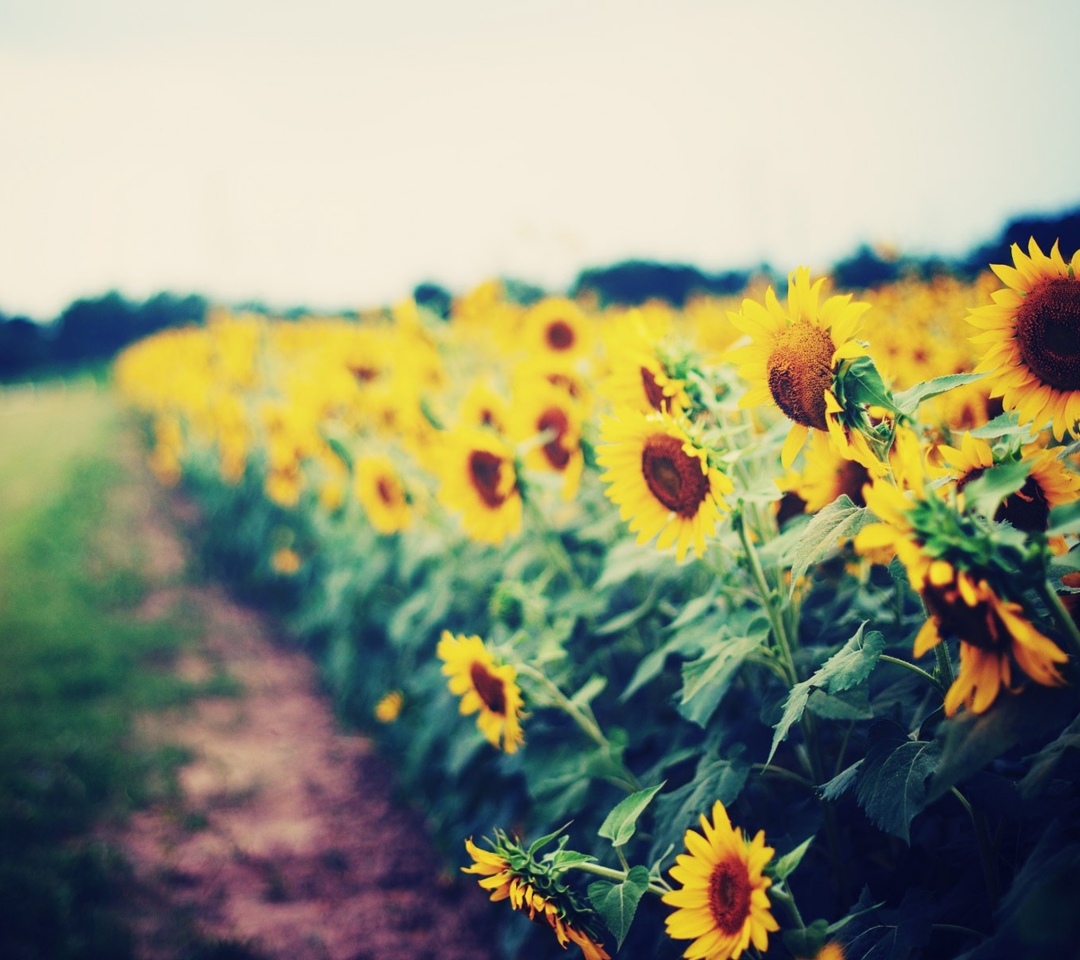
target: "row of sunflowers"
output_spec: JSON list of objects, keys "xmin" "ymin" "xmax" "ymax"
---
[{"xmin": 114, "ymin": 239, "xmax": 1080, "ymax": 959}]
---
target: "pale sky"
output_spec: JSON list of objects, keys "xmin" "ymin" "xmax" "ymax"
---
[{"xmin": 0, "ymin": 0, "xmax": 1077, "ymax": 318}]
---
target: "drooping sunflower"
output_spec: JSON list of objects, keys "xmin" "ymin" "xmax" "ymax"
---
[
  {"xmin": 355, "ymin": 451, "xmax": 413, "ymax": 535},
  {"xmin": 727, "ymin": 267, "xmax": 871, "ymax": 469},
  {"xmin": 437, "ymin": 632, "xmax": 525, "ymax": 753},
  {"xmin": 436, "ymin": 427, "xmax": 523, "ymax": 545},
  {"xmin": 854, "ymin": 431, "xmax": 1069, "ymax": 715},
  {"xmin": 784, "ymin": 428, "xmax": 869, "ymax": 514},
  {"xmin": 597, "ymin": 409, "xmax": 734, "ymax": 562},
  {"xmin": 662, "ymin": 800, "xmax": 779, "ymax": 960},
  {"xmin": 462, "ymin": 835, "xmax": 611, "ymax": 960},
  {"xmin": 510, "ymin": 380, "xmax": 585, "ymax": 500},
  {"xmin": 970, "ymin": 238, "xmax": 1080, "ymax": 440}
]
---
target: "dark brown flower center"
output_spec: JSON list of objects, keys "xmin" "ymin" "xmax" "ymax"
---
[
  {"xmin": 835, "ymin": 458, "xmax": 869, "ymax": 507},
  {"xmin": 469, "ymin": 450, "xmax": 509, "ymax": 508},
  {"xmin": 376, "ymin": 475, "xmax": 400, "ymax": 507},
  {"xmin": 766, "ymin": 322, "xmax": 836, "ymax": 430},
  {"xmin": 349, "ymin": 364, "xmax": 379, "ymax": 382},
  {"xmin": 546, "ymin": 320, "xmax": 576, "ymax": 351},
  {"xmin": 641, "ymin": 367, "xmax": 669, "ymax": 411},
  {"xmin": 537, "ymin": 407, "xmax": 572, "ymax": 470},
  {"xmin": 469, "ymin": 661, "xmax": 507, "ymax": 715},
  {"xmin": 1014, "ymin": 277, "xmax": 1080, "ymax": 391},
  {"xmin": 708, "ymin": 857, "xmax": 752, "ymax": 935},
  {"xmin": 640, "ymin": 434, "xmax": 710, "ymax": 517},
  {"xmin": 923, "ymin": 579, "xmax": 1006, "ymax": 652},
  {"xmin": 998, "ymin": 475, "xmax": 1051, "ymax": 533}
]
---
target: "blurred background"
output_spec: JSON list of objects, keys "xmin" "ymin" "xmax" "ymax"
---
[{"xmin": 0, "ymin": 0, "xmax": 1078, "ymax": 369}]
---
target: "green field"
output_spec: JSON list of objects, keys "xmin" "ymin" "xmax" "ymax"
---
[{"xmin": 0, "ymin": 381, "xmax": 200, "ymax": 959}]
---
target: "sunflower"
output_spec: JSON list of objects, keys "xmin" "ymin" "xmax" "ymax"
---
[
  {"xmin": 436, "ymin": 427, "xmax": 523, "ymax": 545},
  {"xmin": 355, "ymin": 452, "xmax": 413, "ymax": 535},
  {"xmin": 270, "ymin": 547, "xmax": 301, "ymax": 575},
  {"xmin": 525, "ymin": 296, "xmax": 594, "ymax": 359},
  {"xmin": 662, "ymin": 800, "xmax": 779, "ymax": 960},
  {"xmin": 936, "ymin": 433, "xmax": 1080, "ymax": 534},
  {"xmin": 784, "ymin": 429, "xmax": 869, "ymax": 514},
  {"xmin": 727, "ymin": 267, "xmax": 871, "ymax": 469},
  {"xmin": 457, "ymin": 380, "xmax": 510, "ymax": 435},
  {"xmin": 970, "ymin": 238, "xmax": 1080, "ymax": 440},
  {"xmin": 437, "ymin": 632, "xmax": 525, "ymax": 753},
  {"xmin": 462, "ymin": 836, "xmax": 611, "ymax": 960},
  {"xmin": 510, "ymin": 381, "xmax": 585, "ymax": 500},
  {"xmin": 855, "ymin": 435, "xmax": 1069, "ymax": 715},
  {"xmin": 599, "ymin": 314, "xmax": 690, "ymax": 416},
  {"xmin": 374, "ymin": 690, "xmax": 403, "ymax": 723},
  {"xmin": 597, "ymin": 409, "xmax": 734, "ymax": 562}
]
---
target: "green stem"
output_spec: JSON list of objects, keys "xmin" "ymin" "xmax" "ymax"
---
[
  {"xmin": 523, "ymin": 497, "xmax": 587, "ymax": 593},
  {"xmin": 516, "ymin": 663, "xmax": 642, "ymax": 792},
  {"xmin": 565, "ymin": 861, "xmax": 671, "ymax": 896},
  {"xmin": 751, "ymin": 763, "xmax": 815, "ymax": 791},
  {"xmin": 1041, "ymin": 580, "xmax": 1080, "ymax": 661},
  {"xmin": 951, "ymin": 787, "xmax": 1000, "ymax": 908},
  {"xmin": 768, "ymin": 885, "xmax": 805, "ymax": 930},
  {"xmin": 933, "ymin": 634, "xmax": 955, "ymax": 689},
  {"xmin": 879, "ymin": 654, "xmax": 946, "ymax": 695}
]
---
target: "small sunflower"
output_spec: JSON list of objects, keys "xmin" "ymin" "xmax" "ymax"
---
[
  {"xmin": 437, "ymin": 632, "xmax": 525, "ymax": 753},
  {"xmin": 597, "ymin": 409, "xmax": 734, "ymax": 562},
  {"xmin": 784, "ymin": 429, "xmax": 869, "ymax": 514},
  {"xmin": 437, "ymin": 427, "xmax": 523, "ymax": 545},
  {"xmin": 970, "ymin": 238, "xmax": 1080, "ymax": 439},
  {"xmin": 270, "ymin": 546, "xmax": 302, "ymax": 575},
  {"xmin": 374, "ymin": 690, "xmax": 403, "ymax": 723},
  {"xmin": 727, "ymin": 267, "xmax": 870, "ymax": 469},
  {"xmin": 462, "ymin": 835, "xmax": 611, "ymax": 960},
  {"xmin": 457, "ymin": 380, "xmax": 511, "ymax": 435},
  {"xmin": 526, "ymin": 297, "xmax": 594, "ymax": 359},
  {"xmin": 355, "ymin": 452, "xmax": 413, "ymax": 535},
  {"xmin": 600, "ymin": 315, "xmax": 690, "ymax": 416},
  {"xmin": 510, "ymin": 381, "xmax": 585, "ymax": 500},
  {"xmin": 662, "ymin": 800, "xmax": 779, "ymax": 960}
]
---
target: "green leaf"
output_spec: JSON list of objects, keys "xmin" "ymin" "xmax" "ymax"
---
[
  {"xmin": 807, "ymin": 685, "xmax": 874, "ymax": 720},
  {"xmin": 842, "ymin": 356, "xmax": 899, "ymax": 414},
  {"xmin": 1048, "ymin": 499, "xmax": 1080, "ymax": 536},
  {"xmin": 927, "ymin": 685, "xmax": 1079, "ymax": 803},
  {"xmin": 893, "ymin": 372, "xmax": 985, "ymax": 417},
  {"xmin": 598, "ymin": 782, "xmax": 666, "ymax": 848},
  {"xmin": 968, "ymin": 409, "xmax": 1032, "ymax": 440},
  {"xmin": 855, "ymin": 721, "xmax": 942, "ymax": 843},
  {"xmin": 526, "ymin": 822, "xmax": 572, "ymax": 860},
  {"xmin": 543, "ymin": 849, "xmax": 597, "ymax": 872},
  {"xmin": 768, "ymin": 624, "xmax": 884, "ymax": 763},
  {"xmin": 678, "ymin": 633, "xmax": 765, "ymax": 728},
  {"xmin": 620, "ymin": 624, "xmax": 709, "ymax": 701},
  {"xmin": 962, "ymin": 459, "xmax": 1031, "ymax": 519},
  {"xmin": 782, "ymin": 919, "xmax": 829, "ymax": 958},
  {"xmin": 596, "ymin": 538, "xmax": 668, "ymax": 589},
  {"xmin": 570, "ymin": 675, "xmax": 607, "ymax": 709},
  {"xmin": 785, "ymin": 495, "xmax": 874, "ymax": 595},
  {"xmin": 651, "ymin": 755, "xmax": 750, "ymax": 862},
  {"xmin": 818, "ymin": 760, "xmax": 863, "ymax": 801},
  {"xmin": 772, "ymin": 836, "xmax": 814, "ymax": 882},
  {"xmin": 1018, "ymin": 713, "xmax": 1080, "ymax": 799},
  {"xmin": 587, "ymin": 866, "xmax": 651, "ymax": 950}
]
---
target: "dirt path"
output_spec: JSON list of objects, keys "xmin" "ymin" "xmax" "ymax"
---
[{"xmin": 107, "ymin": 455, "xmax": 500, "ymax": 960}]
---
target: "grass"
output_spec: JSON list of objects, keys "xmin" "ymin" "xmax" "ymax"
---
[{"xmin": 0, "ymin": 379, "xmax": 221, "ymax": 959}]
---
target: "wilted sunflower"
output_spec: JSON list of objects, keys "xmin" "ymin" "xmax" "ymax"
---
[
  {"xmin": 355, "ymin": 452, "xmax": 413, "ymax": 535},
  {"xmin": 463, "ymin": 835, "xmax": 611, "ymax": 960},
  {"xmin": 597, "ymin": 409, "xmax": 734, "ymax": 562},
  {"xmin": 727, "ymin": 267, "xmax": 871, "ymax": 469},
  {"xmin": 437, "ymin": 632, "xmax": 525, "ymax": 753},
  {"xmin": 970, "ymin": 238, "xmax": 1080, "ymax": 439},
  {"xmin": 855, "ymin": 431, "xmax": 1069, "ymax": 715},
  {"xmin": 662, "ymin": 800, "xmax": 779, "ymax": 960},
  {"xmin": 437, "ymin": 427, "xmax": 523, "ymax": 545}
]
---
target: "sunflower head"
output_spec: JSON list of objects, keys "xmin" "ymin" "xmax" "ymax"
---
[
  {"xmin": 437, "ymin": 632, "xmax": 525, "ymax": 753},
  {"xmin": 463, "ymin": 831, "xmax": 611, "ymax": 960},
  {"xmin": 970, "ymin": 238, "xmax": 1080, "ymax": 440},
  {"xmin": 437, "ymin": 427, "xmax": 523, "ymax": 545},
  {"xmin": 662, "ymin": 800, "xmax": 779, "ymax": 960},
  {"xmin": 355, "ymin": 451, "xmax": 414, "ymax": 535},
  {"xmin": 597, "ymin": 409, "xmax": 734, "ymax": 562}
]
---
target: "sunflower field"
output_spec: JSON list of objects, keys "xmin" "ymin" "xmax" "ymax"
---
[{"xmin": 113, "ymin": 239, "xmax": 1080, "ymax": 960}]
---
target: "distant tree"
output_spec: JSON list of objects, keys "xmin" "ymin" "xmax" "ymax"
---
[
  {"xmin": 961, "ymin": 206, "xmax": 1080, "ymax": 277},
  {"xmin": 832, "ymin": 244, "xmax": 902, "ymax": 290},
  {"xmin": 413, "ymin": 281, "xmax": 453, "ymax": 320},
  {"xmin": 0, "ymin": 317, "xmax": 49, "ymax": 378},
  {"xmin": 571, "ymin": 260, "xmax": 752, "ymax": 308}
]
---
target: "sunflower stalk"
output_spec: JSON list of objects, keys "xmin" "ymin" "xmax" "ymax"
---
[
  {"xmin": 515, "ymin": 662, "xmax": 642, "ymax": 793},
  {"xmin": 879, "ymin": 654, "xmax": 947, "ymax": 695},
  {"xmin": 564, "ymin": 860, "xmax": 671, "ymax": 897}
]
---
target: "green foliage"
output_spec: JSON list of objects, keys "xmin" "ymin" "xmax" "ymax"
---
[
  {"xmin": 587, "ymin": 867, "xmax": 651, "ymax": 949},
  {"xmin": 597, "ymin": 783, "xmax": 665, "ymax": 848},
  {"xmin": 855, "ymin": 721, "xmax": 943, "ymax": 843},
  {"xmin": 784, "ymin": 495, "xmax": 874, "ymax": 595}
]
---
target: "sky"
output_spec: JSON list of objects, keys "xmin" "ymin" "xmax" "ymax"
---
[{"xmin": 0, "ymin": 0, "xmax": 1077, "ymax": 319}]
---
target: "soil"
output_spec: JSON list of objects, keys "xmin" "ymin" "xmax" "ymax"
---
[{"xmin": 104, "ymin": 453, "xmax": 501, "ymax": 960}]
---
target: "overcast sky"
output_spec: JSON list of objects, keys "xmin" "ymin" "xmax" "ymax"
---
[{"xmin": 0, "ymin": 0, "xmax": 1077, "ymax": 318}]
